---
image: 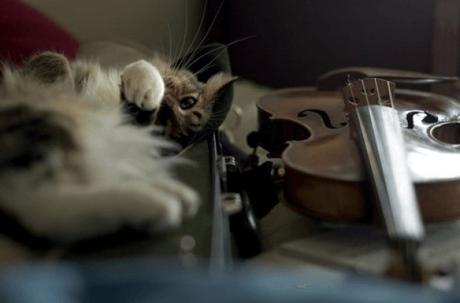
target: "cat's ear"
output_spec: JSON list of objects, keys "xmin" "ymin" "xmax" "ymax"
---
[
  {"xmin": 202, "ymin": 73, "xmax": 238, "ymax": 102},
  {"xmin": 22, "ymin": 52, "xmax": 73, "ymax": 85}
]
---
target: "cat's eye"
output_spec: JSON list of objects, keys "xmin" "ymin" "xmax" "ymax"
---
[{"xmin": 179, "ymin": 97, "xmax": 198, "ymax": 110}]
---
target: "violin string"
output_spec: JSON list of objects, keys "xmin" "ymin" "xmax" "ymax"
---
[
  {"xmin": 361, "ymin": 79, "xmax": 370, "ymax": 106},
  {"xmin": 374, "ymin": 78, "xmax": 382, "ymax": 106},
  {"xmin": 348, "ymin": 80, "xmax": 360, "ymax": 134},
  {"xmin": 359, "ymin": 78, "xmax": 388, "ymax": 234},
  {"xmin": 353, "ymin": 78, "xmax": 419, "ymax": 277},
  {"xmin": 361, "ymin": 78, "xmax": 378, "ymax": 156},
  {"xmin": 387, "ymin": 81, "xmax": 395, "ymax": 108}
]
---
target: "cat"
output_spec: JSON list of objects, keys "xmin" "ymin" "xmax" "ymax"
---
[{"xmin": 0, "ymin": 51, "xmax": 236, "ymax": 243}]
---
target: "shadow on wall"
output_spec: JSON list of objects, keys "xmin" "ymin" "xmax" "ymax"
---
[{"xmin": 207, "ymin": 0, "xmax": 435, "ymax": 88}]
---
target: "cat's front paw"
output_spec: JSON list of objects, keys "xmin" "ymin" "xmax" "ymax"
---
[
  {"xmin": 121, "ymin": 60, "xmax": 165, "ymax": 111},
  {"xmin": 149, "ymin": 179, "xmax": 200, "ymax": 231}
]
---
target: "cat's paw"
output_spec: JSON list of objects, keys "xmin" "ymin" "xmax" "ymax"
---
[
  {"xmin": 121, "ymin": 60, "xmax": 165, "ymax": 111},
  {"xmin": 148, "ymin": 179, "xmax": 200, "ymax": 231},
  {"xmin": 155, "ymin": 179, "xmax": 200, "ymax": 217},
  {"xmin": 8, "ymin": 181, "xmax": 200, "ymax": 242}
]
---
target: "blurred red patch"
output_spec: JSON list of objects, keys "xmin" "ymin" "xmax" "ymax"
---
[{"xmin": 0, "ymin": 0, "xmax": 79, "ymax": 65}]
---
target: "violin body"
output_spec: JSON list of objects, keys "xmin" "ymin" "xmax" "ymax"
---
[{"xmin": 257, "ymin": 86, "xmax": 460, "ymax": 223}]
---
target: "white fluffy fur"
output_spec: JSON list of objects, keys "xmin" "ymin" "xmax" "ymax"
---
[{"xmin": 0, "ymin": 60, "xmax": 199, "ymax": 242}]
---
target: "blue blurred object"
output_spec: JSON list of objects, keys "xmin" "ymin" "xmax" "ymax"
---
[{"xmin": 0, "ymin": 259, "xmax": 457, "ymax": 303}]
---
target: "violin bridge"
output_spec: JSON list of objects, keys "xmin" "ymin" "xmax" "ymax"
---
[{"xmin": 342, "ymin": 78, "xmax": 396, "ymax": 113}]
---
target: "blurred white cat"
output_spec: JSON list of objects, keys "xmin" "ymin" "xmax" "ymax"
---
[{"xmin": 0, "ymin": 52, "xmax": 235, "ymax": 242}]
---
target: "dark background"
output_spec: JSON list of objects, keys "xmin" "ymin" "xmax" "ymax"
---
[{"xmin": 206, "ymin": 0, "xmax": 441, "ymax": 88}]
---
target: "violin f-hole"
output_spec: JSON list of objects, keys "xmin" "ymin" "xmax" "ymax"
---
[
  {"xmin": 297, "ymin": 109, "xmax": 347, "ymax": 129},
  {"xmin": 405, "ymin": 111, "xmax": 438, "ymax": 129}
]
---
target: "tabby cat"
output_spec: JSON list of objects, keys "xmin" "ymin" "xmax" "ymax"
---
[{"xmin": 0, "ymin": 51, "xmax": 236, "ymax": 242}]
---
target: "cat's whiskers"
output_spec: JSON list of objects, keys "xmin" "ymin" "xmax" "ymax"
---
[
  {"xmin": 155, "ymin": 12, "xmax": 179, "ymax": 70},
  {"xmin": 176, "ymin": 0, "xmax": 190, "ymax": 65},
  {"xmin": 183, "ymin": 44, "xmax": 224, "ymax": 77},
  {"xmin": 179, "ymin": 0, "xmax": 225, "ymax": 70},
  {"xmin": 168, "ymin": 7, "xmax": 187, "ymax": 68},
  {"xmin": 209, "ymin": 110, "xmax": 230, "ymax": 121},
  {"xmin": 167, "ymin": 23, "xmax": 174, "ymax": 69},
  {"xmin": 192, "ymin": 63, "xmax": 217, "ymax": 80},
  {"xmin": 157, "ymin": 37, "xmax": 169, "ymax": 65},
  {"xmin": 179, "ymin": 44, "xmax": 228, "ymax": 83},
  {"xmin": 206, "ymin": 106, "xmax": 234, "ymax": 126},
  {"xmin": 187, "ymin": 36, "xmax": 256, "ymax": 80},
  {"xmin": 178, "ymin": 0, "xmax": 208, "ymax": 70}
]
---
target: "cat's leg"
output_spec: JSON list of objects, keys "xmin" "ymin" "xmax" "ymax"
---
[
  {"xmin": 0, "ymin": 180, "xmax": 198, "ymax": 242},
  {"xmin": 121, "ymin": 60, "xmax": 165, "ymax": 111}
]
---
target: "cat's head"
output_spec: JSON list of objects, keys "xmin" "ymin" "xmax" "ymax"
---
[{"xmin": 144, "ymin": 58, "xmax": 236, "ymax": 141}]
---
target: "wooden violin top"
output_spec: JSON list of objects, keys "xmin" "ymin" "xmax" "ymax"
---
[{"xmin": 258, "ymin": 87, "xmax": 460, "ymax": 183}]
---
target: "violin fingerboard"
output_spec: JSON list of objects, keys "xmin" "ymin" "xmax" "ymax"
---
[{"xmin": 342, "ymin": 78, "xmax": 396, "ymax": 114}]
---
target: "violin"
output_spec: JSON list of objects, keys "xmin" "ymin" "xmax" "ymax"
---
[
  {"xmin": 256, "ymin": 68, "xmax": 460, "ymax": 224},
  {"xmin": 254, "ymin": 67, "xmax": 460, "ymax": 281}
]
